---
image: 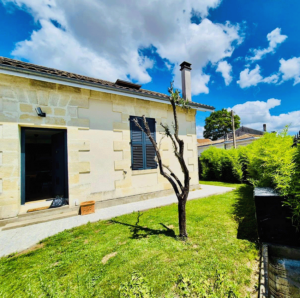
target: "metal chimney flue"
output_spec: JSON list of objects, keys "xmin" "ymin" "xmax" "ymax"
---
[
  {"xmin": 180, "ymin": 61, "xmax": 192, "ymax": 101},
  {"xmin": 263, "ymin": 124, "xmax": 267, "ymax": 132}
]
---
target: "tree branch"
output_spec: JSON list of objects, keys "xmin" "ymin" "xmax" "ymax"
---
[
  {"xmin": 168, "ymin": 97, "xmax": 190, "ymax": 191},
  {"xmin": 162, "ymin": 164, "xmax": 184, "ymax": 191},
  {"xmin": 132, "ymin": 83, "xmax": 190, "ymax": 204},
  {"xmin": 160, "ymin": 122, "xmax": 178, "ymax": 153},
  {"xmin": 132, "ymin": 117, "xmax": 181, "ymax": 198}
]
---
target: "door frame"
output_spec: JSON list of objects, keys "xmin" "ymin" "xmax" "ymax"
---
[{"xmin": 21, "ymin": 127, "xmax": 69, "ymax": 205}]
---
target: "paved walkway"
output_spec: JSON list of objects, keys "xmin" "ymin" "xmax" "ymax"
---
[{"xmin": 0, "ymin": 184, "xmax": 234, "ymax": 258}]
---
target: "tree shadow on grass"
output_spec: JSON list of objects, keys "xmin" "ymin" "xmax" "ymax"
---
[
  {"xmin": 232, "ymin": 185, "xmax": 259, "ymax": 245},
  {"xmin": 110, "ymin": 212, "xmax": 176, "ymax": 240}
]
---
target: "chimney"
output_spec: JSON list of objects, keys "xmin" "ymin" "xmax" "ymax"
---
[
  {"xmin": 263, "ymin": 124, "xmax": 267, "ymax": 132},
  {"xmin": 180, "ymin": 61, "xmax": 192, "ymax": 101}
]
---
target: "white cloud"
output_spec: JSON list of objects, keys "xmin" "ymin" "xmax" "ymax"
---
[
  {"xmin": 237, "ymin": 65, "xmax": 262, "ymax": 88},
  {"xmin": 268, "ymin": 28, "xmax": 287, "ymax": 48},
  {"xmin": 192, "ymin": 73, "xmax": 211, "ymax": 95},
  {"xmin": 230, "ymin": 99, "xmax": 300, "ymax": 133},
  {"xmin": 279, "ymin": 57, "xmax": 300, "ymax": 85},
  {"xmin": 164, "ymin": 61, "xmax": 172, "ymax": 71},
  {"xmin": 2, "ymin": 0, "xmax": 66, "ymax": 24},
  {"xmin": 3, "ymin": 0, "xmax": 243, "ymax": 94},
  {"xmin": 237, "ymin": 65, "xmax": 279, "ymax": 88},
  {"xmin": 239, "ymin": 56, "xmax": 300, "ymax": 88},
  {"xmin": 262, "ymin": 74, "xmax": 279, "ymax": 84},
  {"xmin": 12, "ymin": 20, "xmax": 153, "ymax": 83},
  {"xmin": 247, "ymin": 28, "xmax": 287, "ymax": 62},
  {"xmin": 216, "ymin": 60, "xmax": 232, "ymax": 85},
  {"xmin": 196, "ymin": 125, "xmax": 205, "ymax": 138}
]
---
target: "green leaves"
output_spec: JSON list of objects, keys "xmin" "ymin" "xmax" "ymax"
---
[
  {"xmin": 200, "ymin": 127, "xmax": 300, "ymax": 229},
  {"xmin": 168, "ymin": 81, "xmax": 190, "ymax": 110},
  {"xmin": 200, "ymin": 147, "xmax": 243, "ymax": 183},
  {"xmin": 284, "ymin": 143, "xmax": 300, "ymax": 229},
  {"xmin": 203, "ymin": 109, "xmax": 241, "ymax": 141}
]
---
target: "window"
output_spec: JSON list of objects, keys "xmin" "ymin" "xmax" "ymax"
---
[{"xmin": 130, "ymin": 116, "xmax": 157, "ymax": 170}]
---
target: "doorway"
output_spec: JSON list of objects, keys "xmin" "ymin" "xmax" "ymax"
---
[{"xmin": 21, "ymin": 128, "xmax": 69, "ymax": 204}]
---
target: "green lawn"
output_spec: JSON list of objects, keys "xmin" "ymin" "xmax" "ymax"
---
[
  {"xmin": 199, "ymin": 180, "xmax": 242, "ymax": 188},
  {"xmin": 0, "ymin": 183, "xmax": 259, "ymax": 297}
]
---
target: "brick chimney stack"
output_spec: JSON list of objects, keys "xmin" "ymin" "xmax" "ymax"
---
[{"xmin": 180, "ymin": 61, "xmax": 192, "ymax": 101}]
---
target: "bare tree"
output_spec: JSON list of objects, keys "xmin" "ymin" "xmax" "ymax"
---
[{"xmin": 132, "ymin": 83, "xmax": 190, "ymax": 239}]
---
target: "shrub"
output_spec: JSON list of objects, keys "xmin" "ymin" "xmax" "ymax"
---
[
  {"xmin": 245, "ymin": 129, "xmax": 295, "ymax": 195},
  {"xmin": 237, "ymin": 146, "xmax": 250, "ymax": 182},
  {"xmin": 200, "ymin": 129, "xmax": 296, "ymax": 192},
  {"xmin": 199, "ymin": 127, "xmax": 300, "ymax": 228},
  {"xmin": 226, "ymin": 149, "xmax": 244, "ymax": 183},
  {"xmin": 200, "ymin": 147, "xmax": 243, "ymax": 183},
  {"xmin": 284, "ymin": 143, "xmax": 300, "ymax": 228},
  {"xmin": 200, "ymin": 147, "xmax": 223, "ymax": 181}
]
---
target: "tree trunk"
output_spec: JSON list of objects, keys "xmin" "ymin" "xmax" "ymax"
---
[
  {"xmin": 178, "ymin": 196, "xmax": 188, "ymax": 239},
  {"xmin": 132, "ymin": 85, "xmax": 191, "ymax": 239}
]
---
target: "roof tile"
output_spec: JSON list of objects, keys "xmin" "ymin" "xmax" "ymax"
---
[{"xmin": 0, "ymin": 57, "xmax": 215, "ymax": 111}]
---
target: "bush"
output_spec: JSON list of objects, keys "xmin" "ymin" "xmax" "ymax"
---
[
  {"xmin": 200, "ymin": 147, "xmax": 243, "ymax": 183},
  {"xmin": 200, "ymin": 147, "xmax": 223, "ymax": 181},
  {"xmin": 245, "ymin": 128, "xmax": 295, "ymax": 195},
  {"xmin": 200, "ymin": 129, "xmax": 295, "ymax": 192},
  {"xmin": 284, "ymin": 143, "xmax": 300, "ymax": 228},
  {"xmin": 199, "ymin": 128, "xmax": 300, "ymax": 228}
]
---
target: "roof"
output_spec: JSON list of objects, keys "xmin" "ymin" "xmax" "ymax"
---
[
  {"xmin": 225, "ymin": 126, "xmax": 264, "ymax": 139},
  {"xmin": 198, "ymin": 133, "xmax": 262, "ymax": 147},
  {"xmin": 197, "ymin": 138, "xmax": 224, "ymax": 147},
  {"xmin": 197, "ymin": 139, "xmax": 212, "ymax": 145},
  {"xmin": 233, "ymin": 133, "xmax": 262, "ymax": 141},
  {"xmin": 0, "ymin": 57, "xmax": 215, "ymax": 111}
]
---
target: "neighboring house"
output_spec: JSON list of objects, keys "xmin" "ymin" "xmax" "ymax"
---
[
  {"xmin": 226, "ymin": 125, "xmax": 265, "ymax": 139},
  {"xmin": 0, "ymin": 58, "xmax": 214, "ymax": 221},
  {"xmin": 197, "ymin": 125, "xmax": 265, "ymax": 156}
]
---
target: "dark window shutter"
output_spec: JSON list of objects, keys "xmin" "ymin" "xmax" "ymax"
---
[
  {"xmin": 145, "ymin": 118, "xmax": 157, "ymax": 169},
  {"xmin": 130, "ymin": 117, "xmax": 143, "ymax": 170},
  {"xmin": 145, "ymin": 118, "xmax": 156, "ymax": 143},
  {"xmin": 132, "ymin": 144, "xmax": 144, "ymax": 170},
  {"xmin": 145, "ymin": 144, "xmax": 156, "ymax": 169},
  {"xmin": 130, "ymin": 117, "xmax": 143, "ymax": 143},
  {"xmin": 130, "ymin": 116, "xmax": 157, "ymax": 170}
]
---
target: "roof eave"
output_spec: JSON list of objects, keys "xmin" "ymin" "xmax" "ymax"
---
[
  {"xmin": 224, "ymin": 137, "xmax": 259, "ymax": 143},
  {"xmin": 0, "ymin": 65, "xmax": 215, "ymax": 112}
]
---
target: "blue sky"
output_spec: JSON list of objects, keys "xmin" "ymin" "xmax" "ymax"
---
[{"xmin": 1, "ymin": 0, "xmax": 300, "ymax": 137}]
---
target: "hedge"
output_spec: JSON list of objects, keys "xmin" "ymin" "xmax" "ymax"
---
[{"xmin": 199, "ymin": 128, "xmax": 300, "ymax": 228}]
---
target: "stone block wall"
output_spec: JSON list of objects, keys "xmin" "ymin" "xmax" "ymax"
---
[
  {"xmin": 0, "ymin": 74, "xmax": 91, "ymax": 219},
  {"xmin": 0, "ymin": 73, "xmax": 198, "ymax": 220},
  {"xmin": 110, "ymin": 94, "xmax": 199, "ymax": 197}
]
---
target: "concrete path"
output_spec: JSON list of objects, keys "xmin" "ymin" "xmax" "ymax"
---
[{"xmin": 0, "ymin": 184, "xmax": 234, "ymax": 258}]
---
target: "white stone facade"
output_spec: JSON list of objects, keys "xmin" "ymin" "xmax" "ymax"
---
[{"xmin": 0, "ymin": 73, "xmax": 199, "ymax": 220}]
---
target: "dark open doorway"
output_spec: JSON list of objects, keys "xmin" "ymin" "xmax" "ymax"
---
[{"xmin": 21, "ymin": 128, "xmax": 69, "ymax": 204}]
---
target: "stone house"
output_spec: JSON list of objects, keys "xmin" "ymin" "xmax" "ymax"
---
[{"xmin": 0, "ymin": 57, "xmax": 214, "ymax": 223}]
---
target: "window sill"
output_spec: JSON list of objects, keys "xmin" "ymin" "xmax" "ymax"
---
[{"xmin": 132, "ymin": 168, "xmax": 158, "ymax": 175}]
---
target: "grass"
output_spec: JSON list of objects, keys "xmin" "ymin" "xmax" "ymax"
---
[
  {"xmin": 199, "ymin": 180, "xmax": 242, "ymax": 188},
  {"xmin": 0, "ymin": 183, "xmax": 259, "ymax": 297}
]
